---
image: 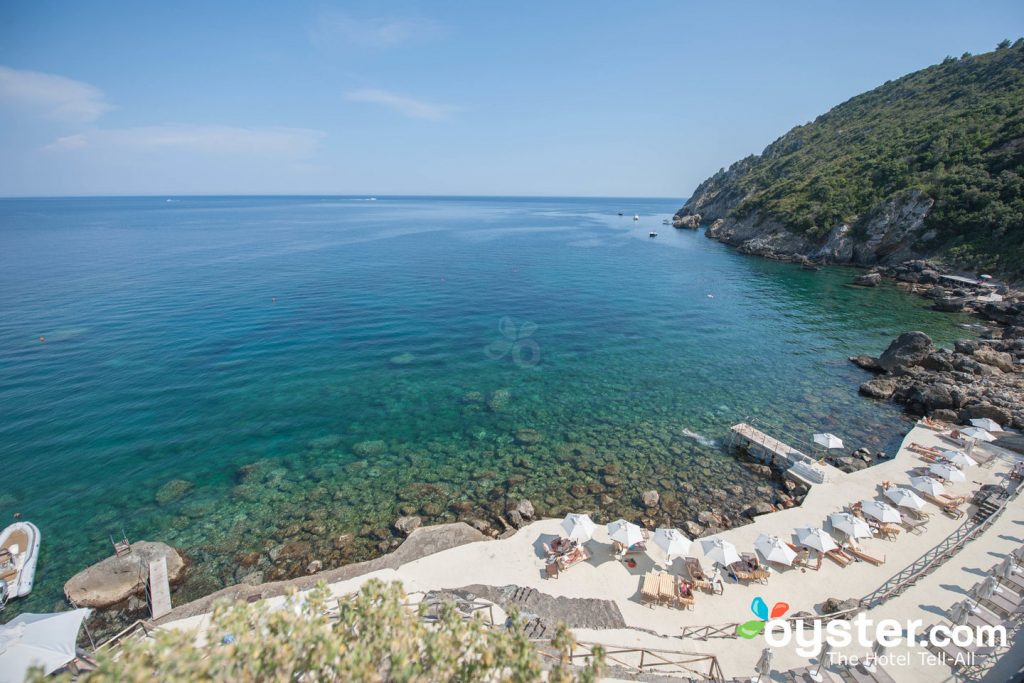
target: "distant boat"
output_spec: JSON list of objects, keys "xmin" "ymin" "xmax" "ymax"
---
[
  {"xmin": 633, "ymin": 215, "xmax": 639, "ymax": 221},
  {"xmin": 649, "ymin": 231, "xmax": 658, "ymax": 238},
  {"xmin": 662, "ymin": 219, "xmax": 669, "ymax": 225},
  {"xmin": 0, "ymin": 520, "xmax": 41, "ymax": 609}
]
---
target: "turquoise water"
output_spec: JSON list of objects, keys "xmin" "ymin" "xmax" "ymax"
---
[{"xmin": 0, "ymin": 196, "xmax": 973, "ymax": 616}]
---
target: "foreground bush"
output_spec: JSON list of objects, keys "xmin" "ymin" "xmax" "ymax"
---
[{"xmin": 44, "ymin": 580, "xmax": 602, "ymax": 682}]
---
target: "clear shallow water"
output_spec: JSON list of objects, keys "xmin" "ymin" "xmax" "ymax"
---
[{"xmin": 0, "ymin": 196, "xmax": 973, "ymax": 615}]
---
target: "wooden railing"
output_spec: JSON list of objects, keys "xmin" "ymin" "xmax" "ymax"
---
[{"xmin": 534, "ymin": 640, "xmax": 724, "ymax": 682}]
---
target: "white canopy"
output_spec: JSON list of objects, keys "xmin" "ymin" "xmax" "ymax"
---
[
  {"xmin": 970, "ymin": 418, "xmax": 1002, "ymax": 432},
  {"xmin": 976, "ymin": 576, "xmax": 1002, "ymax": 600},
  {"xmin": 607, "ymin": 519, "xmax": 644, "ymax": 547},
  {"xmin": 911, "ymin": 475, "xmax": 945, "ymax": 496},
  {"xmin": 884, "ymin": 487, "xmax": 926, "ymax": 511},
  {"xmin": 700, "ymin": 537, "xmax": 740, "ymax": 567},
  {"xmin": 828, "ymin": 512, "xmax": 872, "ymax": 539},
  {"xmin": 0, "ymin": 608, "xmax": 91, "ymax": 683},
  {"xmin": 812, "ymin": 433, "xmax": 844, "ymax": 450},
  {"xmin": 961, "ymin": 427, "xmax": 996, "ymax": 442},
  {"xmin": 560, "ymin": 513, "xmax": 596, "ymax": 543},
  {"xmin": 930, "ymin": 463, "xmax": 966, "ymax": 482},
  {"xmin": 652, "ymin": 528, "xmax": 692, "ymax": 560},
  {"xmin": 795, "ymin": 526, "xmax": 838, "ymax": 553},
  {"xmin": 942, "ymin": 450, "xmax": 977, "ymax": 468},
  {"xmin": 754, "ymin": 534, "xmax": 797, "ymax": 566},
  {"xmin": 860, "ymin": 500, "xmax": 902, "ymax": 523}
]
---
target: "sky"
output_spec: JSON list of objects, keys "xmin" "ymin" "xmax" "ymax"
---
[{"xmin": 0, "ymin": 1, "xmax": 1021, "ymax": 198}]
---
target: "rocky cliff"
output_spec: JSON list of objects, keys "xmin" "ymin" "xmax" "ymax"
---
[{"xmin": 675, "ymin": 42, "xmax": 1024, "ymax": 276}]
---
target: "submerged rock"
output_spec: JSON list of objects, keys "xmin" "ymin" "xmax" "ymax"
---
[
  {"xmin": 155, "ymin": 479, "xmax": 193, "ymax": 505},
  {"xmin": 853, "ymin": 272, "xmax": 881, "ymax": 287},
  {"xmin": 64, "ymin": 541, "xmax": 186, "ymax": 608},
  {"xmin": 389, "ymin": 352, "xmax": 416, "ymax": 366},
  {"xmin": 352, "ymin": 440, "xmax": 387, "ymax": 457},
  {"xmin": 641, "ymin": 490, "xmax": 660, "ymax": 508},
  {"xmin": 393, "ymin": 516, "xmax": 422, "ymax": 536}
]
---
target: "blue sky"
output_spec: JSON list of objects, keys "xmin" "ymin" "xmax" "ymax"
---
[{"xmin": 1, "ymin": 1, "xmax": 1021, "ymax": 197}]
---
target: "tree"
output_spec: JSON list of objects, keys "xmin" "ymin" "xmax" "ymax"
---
[
  {"xmin": 39, "ymin": 581, "xmax": 603, "ymax": 682},
  {"xmin": 997, "ymin": 39, "xmax": 1011, "ymax": 50}
]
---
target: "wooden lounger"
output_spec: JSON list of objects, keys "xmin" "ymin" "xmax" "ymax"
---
[
  {"xmin": 640, "ymin": 572, "xmax": 662, "ymax": 607},
  {"xmin": 921, "ymin": 492, "xmax": 964, "ymax": 518},
  {"xmin": 846, "ymin": 542, "xmax": 885, "ymax": 566},
  {"xmin": 923, "ymin": 625, "xmax": 996, "ymax": 668},
  {"xmin": 826, "ymin": 548, "xmax": 853, "ymax": 567}
]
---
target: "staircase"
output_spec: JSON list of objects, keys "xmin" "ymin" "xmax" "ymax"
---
[{"xmin": 973, "ymin": 497, "xmax": 1001, "ymax": 523}]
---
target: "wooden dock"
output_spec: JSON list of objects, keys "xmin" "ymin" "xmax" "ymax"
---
[
  {"xmin": 148, "ymin": 557, "xmax": 172, "ymax": 620},
  {"xmin": 730, "ymin": 422, "xmax": 827, "ymax": 485}
]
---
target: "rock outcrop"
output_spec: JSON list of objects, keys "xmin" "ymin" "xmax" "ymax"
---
[
  {"xmin": 851, "ymin": 332, "xmax": 1024, "ymax": 429},
  {"xmin": 64, "ymin": 541, "xmax": 187, "ymax": 608}
]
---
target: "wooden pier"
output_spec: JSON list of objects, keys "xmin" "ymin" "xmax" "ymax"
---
[{"xmin": 730, "ymin": 422, "xmax": 828, "ymax": 485}]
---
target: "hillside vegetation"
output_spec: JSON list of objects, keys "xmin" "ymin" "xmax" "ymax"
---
[{"xmin": 678, "ymin": 40, "xmax": 1024, "ymax": 275}]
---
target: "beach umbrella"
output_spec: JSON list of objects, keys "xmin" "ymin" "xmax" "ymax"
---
[
  {"xmin": 828, "ymin": 512, "xmax": 872, "ymax": 539},
  {"xmin": 929, "ymin": 463, "xmax": 966, "ymax": 482},
  {"xmin": 864, "ymin": 641, "xmax": 887, "ymax": 672},
  {"xmin": 976, "ymin": 576, "xmax": 1002, "ymax": 600},
  {"xmin": 1013, "ymin": 547, "xmax": 1024, "ymax": 565},
  {"xmin": 754, "ymin": 534, "xmax": 797, "ymax": 566},
  {"xmin": 997, "ymin": 556, "xmax": 1020, "ymax": 579},
  {"xmin": 941, "ymin": 450, "xmax": 977, "ymax": 468},
  {"xmin": 653, "ymin": 528, "xmax": 692, "ymax": 561},
  {"xmin": 970, "ymin": 418, "xmax": 1002, "ymax": 432},
  {"xmin": 949, "ymin": 600, "xmax": 975, "ymax": 626},
  {"xmin": 560, "ymin": 513, "xmax": 596, "ymax": 543},
  {"xmin": 911, "ymin": 476, "xmax": 945, "ymax": 496},
  {"xmin": 607, "ymin": 519, "xmax": 644, "ymax": 547},
  {"xmin": 860, "ymin": 500, "xmax": 901, "ymax": 524},
  {"xmin": 813, "ymin": 433, "xmax": 844, "ymax": 450},
  {"xmin": 0, "ymin": 608, "xmax": 91, "ymax": 683},
  {"xmin": 884, "ymin": 487, "xmax": 925, "ymax": 511},
  {"xmin": 700, "ymin": 537, "xmax": 740, "ymax": 567},
  {"xmin": 961, "ymin": 427, "xmax": 996, "ymax": 442},
  {"xmin": 753, "ymin": 647, "xmax": 773, "ymax": 682},
  {"xmin": 809, "ymin": 641, "xmax": 833, "ymax": 682},
  {"xmin": 795, "ymin": 526, "xmax": 838, "ymax": 553}
]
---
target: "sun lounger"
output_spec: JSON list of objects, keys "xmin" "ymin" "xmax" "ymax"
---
[
  {"xmin": 786, "ymin": 665, "xmax": 837, "ymax": 682},
  {"xmin": 898, "ymin": 513, "xmax": 927, "ymax": 535},
  {"xmin": 846, "ymin": 542, "xmax": 885, "ymax": 566},
  {"xmin": 923, "ymin": 625, "xmax": 996, "ymax": 668},
  {"xmin": 874, "ymin": 523, "xmax": 901, "ymax": 540},
  {"xmin": 684, "ymin": 557, "xmax": 716, "ymax": 594},
  {"xmin": 613, "ymin": 541, "xmax": 647, "ymax": 558},
  {"xmin": 826, "ymin": 548, "xmax": 854, "ymax": 567},
  {"xmin": 843, "ymin": 661, "xmax": 897, "ymax": 683},
  {"xmin": 910, "ymin": 442, "xmax": 942, "ymax": 456},
  {"xmin": 640, "ymin": 572, "xmax": 662, "ymax": 606},
  {"xmin": 980, "ymin": 589, "xmax": 1023, "ymax": 618},
  {"xmin": 920, "ymin": 492, "xmax": 964, "ymax": 518},
  {"xmin": 555, "ymin": 545, "xmax": 591, "ymax": 571},
  {"xmin": 919, "ymin": 417, "xmax": 949, "ymax": 431}
]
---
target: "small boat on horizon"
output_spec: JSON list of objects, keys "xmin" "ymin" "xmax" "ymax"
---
[
  {"xmin": 649, "ymin": 231, "xmax": 658, "ymax": 238},
  {"xmin": 0, "ymin": 518, "xmax": 41, "ymax": 609},
  {"xmin": 633, "ymin": 215, "xmax": 639, "ymax": 221}
]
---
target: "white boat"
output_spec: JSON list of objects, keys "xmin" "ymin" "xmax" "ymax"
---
[
  {"xmin": 648, "ymin": 231, "xmax": 658, "ymax": 238},
  {"xmin": 0, "ymin": 521, "xmax": 41, "ymax": 608},
  {"xmin": 633, "ymin": 215, "xmax": 639, "ymax": 221}
]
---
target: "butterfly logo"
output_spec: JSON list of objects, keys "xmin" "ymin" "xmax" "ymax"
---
[{"xmin": 736, "ymin": 596, "xmax": 789, "ymax": 639}]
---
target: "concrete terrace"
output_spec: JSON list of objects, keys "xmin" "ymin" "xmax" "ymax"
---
[{"xmin": 161, "ymin": 422, "xmax": 1024, "ymax": 681}]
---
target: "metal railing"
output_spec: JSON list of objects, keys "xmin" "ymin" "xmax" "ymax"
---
[{"xmin": 534, "ymin": 640, "xmax": 724, "ymax": 682}]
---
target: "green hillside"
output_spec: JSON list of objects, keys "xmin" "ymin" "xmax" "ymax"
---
[{"xmin": 688, "ymin": 40, "xmax": 1024, "ymax": 275}]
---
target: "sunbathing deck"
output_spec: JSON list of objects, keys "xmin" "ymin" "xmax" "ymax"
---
[{"xmin": 162, "ymin": 421, "xmax": 1024, "ymax": 681}]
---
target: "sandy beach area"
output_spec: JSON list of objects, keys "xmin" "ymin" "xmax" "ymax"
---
[{"xmin": 161, "ymin": 421, "xmax": 1024, "ymax": 681}]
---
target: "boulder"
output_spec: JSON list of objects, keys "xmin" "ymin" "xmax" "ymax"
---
[
  {"xmin": 641, "ymin": 490, "xmax": 660, "ymax": 508},
  {"xmin": 506, "ymin": 510, "xmax": 525, "ymax": 529},
  {"xmin": 853, "ymin": 272, "xmax": 881, "ymax": 287},
  {"xmin": 743, "ymin": 501, "xmax": 775, "ymax": 518},
  {"xmin": 393, "ymin": 516, "xmax": 422, "ymax": 536},
  {"xmin": 974, "ymin": 347, "xmax": 1015, "ymax": 373},
  {"xmin": 697, "ymin": 510, "xmax": 724, "ymax": 527},
  {"xmin": 822, "ymin": 597, "xmax": 860, "ymax": 615},
  {"xmin": 155, "ymin": 479, "xmax": 193, "ymax": 505},
  {"xmin": 64, "ymin": 541, "xmax": 186, "ymax": 608},
  {"xmin": 682, "ymin": 521, "xmax": 704, "ymax": 538},
  {"xmin": 507, "ymin": 499, "xmax": 535, "ymax": 520},
  {"xmin": 673, "ymin": 213, "xmax": 701, "ymax": 229},
  {"xmin": 859, "ymin": 377, "xmax": 898, "ymax": 399},
  {"xmin": 959, "ymin": 403, "xmax": 1013, "ymax": 427},
  {"xmin": 877, "ymin": 332, "xmax": 934, "ymax": 372},
  {"xmin": 849, "ymin": 355, "xmax": 883, "ymax": 373}
]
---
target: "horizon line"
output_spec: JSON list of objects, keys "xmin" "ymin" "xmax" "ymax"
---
[{"xmin": 0, "ymin": 192, "xmax": 684, "ymax": 201}]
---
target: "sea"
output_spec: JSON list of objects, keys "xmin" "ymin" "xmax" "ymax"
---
[{"xmin": 0, "ymin": 195, "xmax": 974, "ymax": 615}]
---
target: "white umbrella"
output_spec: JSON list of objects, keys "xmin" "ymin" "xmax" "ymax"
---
[
  {"xmin": 949, "ymin": 600, "xmax": 975, "ymax": 626},
  {"xmin": 970, "ymin": 418, "xmax": 1002, "ymax": 432},
  {"xmin": 700, "ymin": 537, "xmax": 741, "ymax": 567},
  {"xmin": 753, "ymin": 647, "xmax": 774, "ymax": 682},
  {"xmin": 941, "ymin": 450, "xmax": 977, "ymax": 468},
  {"xmin": 607, "ymin": 519, "xmax": 644, "ymax": 547},
  {"xmin": 911, "ymin": 476, "xmax": 945, "ymax": 496},
  {"xmin": 653, "ymin": 528, "xmax": 692, "ymax": 561},
  {"xmin": 860, "ymin": 500, "xmax": 902, "ymax": 524},
  {"xmin": 755, "ymin": 534, "xmax": 797, "ymax": 566},
  {"xmin": 930, "ymin": 463, "xmax": 966, "ymax": 482},
  {"xmin": 997, "ymin": 556, "xmax": 1020, "ymax": 579},
  {"xmin": 961, "ymin": 427, "xmax": 996, "ymax": 442},
  {"xmin": 795, "ymin": 526, "xmax": 838, "ymax": 553},
  {"xmin": 813, "ymin": 433, "xmax": 844, "ymax": 450},
  {"xmin": 560, "ymin": 513, "xmax": 596, "ymax": 543},
  {"xmin": 976, "ymin": 576, "xmax": 1002, "ymax": 600},
  {"xmin": 0, "ymin": 608, "xmax": 91, "ymax": 683},
  {"xmin": 884, "ymin": 487, "xmax": 926, "ymax": 511},
  {"xmin": 828, "ymin": 512, "xmax": 872, "ymax": 540}
]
